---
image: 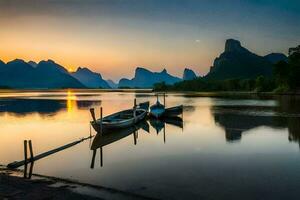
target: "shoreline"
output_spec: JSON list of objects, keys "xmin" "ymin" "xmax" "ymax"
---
[
  {"xmin": 0, "ymin": 88, "xmax": 300, "ymax": 96},
  {"xmin": 0, "ymin": 166, "xmax": 157, "ymax": 200}
]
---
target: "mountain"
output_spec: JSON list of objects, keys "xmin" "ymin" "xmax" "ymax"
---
[
  {"xmin": 264, "ymin": 53, "xmax": 288, "ymax": 64},
  {"xmin": 106, "ymin": 79, "xmax": 118, "ymax": 88},
  {"xmin": 35, "ymin": 60, "xmax": 84, "ymax": 88},
  {"xmin": 183, "ymin": 68, "xmax": 197, "ymax": 80},
  {"xmin": 118, "ymin": 67, "xmax": 181, "ymax": 88},
  {"xmin": 0, "ymin": 59, "xmax": 84, "ymax": 89},
  {"xmin": 0, "ymin": 59, "xmax": 38, "ymax": 88},
  {"xmin": 71, "ymin": 67, "xmax": 110, "ymax": 88},
  {"xmin": 28, "ymin": 61, "xmax": 38, "ymax": 67},
  {"xmin": 205, "ymin": 39, "xmax": 273, "ymax": 80}
]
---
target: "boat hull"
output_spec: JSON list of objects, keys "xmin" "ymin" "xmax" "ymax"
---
[{"xmin": 91, "ymin": 109, "xmax": 148, "ymax": 132}]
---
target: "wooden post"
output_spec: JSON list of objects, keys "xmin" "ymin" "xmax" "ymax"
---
[
  {"xmin": 163, "ymin": 93, "xmax": 166, "ymax": 107},
  {"xmin": 133, "ymin": 99, "xmax": 137, "ymax": 122},
  {"xmin": 24, "ymin": 140, "xmax": 28, "ymax": 164},
  {"xmin": 90, "ymin": 108, "xmax": 96, "ymax": 122},
  {"xmin": 100, "ymin": 107, "xmax": 103, "ymax": 133},
  {"xmin": 163, "ymin": 124, "xmax": 166, "ymax": 144},
  {"xmin": 28, "ymin": 140, "xmax": 34, "ymax": 162},
  {"xmin": 90, "ymin": 150, "xmax": 96, "ymax": 169},
  {"xmin": 8, "ymin": 136, "xmax": 93, "ymax": 169},
  {"xmin": 133, "ymin": 131, "xmax": 137, "ymax": 145},
  {"xmin": 100, "ymin": 147, "xmax": 103, "ymax": 167},
  {"xmin": 89, "ymin": 123, "xmax": 92, "ymax": 137},
  {"xmin": 28, "ymin": 161, "xmax": 34, "ymax": 179}
]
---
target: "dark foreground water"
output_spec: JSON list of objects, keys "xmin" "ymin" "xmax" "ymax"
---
[{"xmin": 1, "ymin": 90, "xmax": 300, "ymax": 200}]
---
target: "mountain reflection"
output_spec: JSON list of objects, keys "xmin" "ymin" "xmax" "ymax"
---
[
  {"xmin": 0, "ymin": 98, "xmax": 100, "ymax": 117},
  {"xmin": 211, "ymin": 96, "xmax": 300, "ymax": 146}
]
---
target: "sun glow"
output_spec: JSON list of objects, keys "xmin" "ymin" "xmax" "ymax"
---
[{"xmin": 67, "ymin": 68, "xmax": 76, "ymax": 73}]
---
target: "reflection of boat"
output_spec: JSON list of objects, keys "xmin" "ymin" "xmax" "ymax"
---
[
  {"xmin": 90, "ymin": 101, "xmax": 149, "ymax": 132},
  {"xmin": 164, "ymin": 116, "xmax": 183, "ymax": 128},
  {"xmin": 149, "ymin": 118, "xmax": 165, "ymax": 134},
  {"xmin": 165, "ymin": 105, "xmax": 183, "ymax": 117},
  {"xmin": 90, "ymin": 120, "xmax": 149, "ymax": 168},
  {"xmin": 149, "ymin": 116, "xmax": 183, "ymax": 134},
  {"xmin": 91, "ymin": 120, "xmax": 149, "ymax": 150}
]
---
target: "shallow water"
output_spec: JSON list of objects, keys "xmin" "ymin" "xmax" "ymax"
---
[{"xmin": 1, "ymin": 90, "xmax": 300, "ymax": 199}]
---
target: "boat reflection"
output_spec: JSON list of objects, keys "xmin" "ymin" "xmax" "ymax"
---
[
  {"xmin": 90, "ymin": 120, "xmax": 149, "ymax": 168},
  {"xmin": 149, "ymin": 117, "xmax": 183, "ymax": 133},
  {"xmin": 90, "ymin": 117, "xmax": 183, "ymax": 168}
]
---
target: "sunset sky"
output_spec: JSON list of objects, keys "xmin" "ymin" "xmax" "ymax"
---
[{"xmin": 0, "ymin": 0, "xmax": 299, "ymax": 81}]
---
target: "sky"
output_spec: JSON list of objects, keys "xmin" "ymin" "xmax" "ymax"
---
[{"xmin": 0, "ymin": 0, "xmax": 299, "ymax": 81}]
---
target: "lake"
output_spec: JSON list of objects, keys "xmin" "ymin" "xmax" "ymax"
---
[{"xmin": 1, "ymin": 90, "xmax": 300, "ymax": 200}]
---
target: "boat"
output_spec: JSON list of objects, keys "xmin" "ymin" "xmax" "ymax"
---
[
  {"xmin": 90, "ymin": 101, "xmax": 149, "ymax": 132},
  {"xmin": 91, "ymin": 120, "xmax": 149, "ymax": 150},
  {"xmin": 164, "ymin": 105, "xmax": 183, "ymax": 117},
  {"xmin": 149, "ymin": 93, "xmax": 183, "ymax": 118},
  {"xmin": 150, "ymin": 100, "xmax": 165, "ymax": 118}
]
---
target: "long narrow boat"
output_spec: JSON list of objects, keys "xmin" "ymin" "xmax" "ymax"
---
[
  {"xmin": 91, "ymin": 120, "xmax": 149, "ymax": 150},
  {"xmin": 90, "ymin": 101, "xmax": 149, "ymax": 132},
  {"xmin": 150, "ymin": 100, "xmax": 165, "ymax": 118}
]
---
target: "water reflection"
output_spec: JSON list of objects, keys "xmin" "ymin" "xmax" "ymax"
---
[
  {"xmin": 90, "ymin": 120, "xmax": 150, "ymax": 168},
  {"xmin": 211, "ymin": 96, "xmax": 300, "ymax": 146},
  {"xmin": 23, "ymin": 161, "xmax": 34, "ymax": 179},
  {"xmin": 90, "ymin": 117, "xmax": 183, "ymax": 168}
]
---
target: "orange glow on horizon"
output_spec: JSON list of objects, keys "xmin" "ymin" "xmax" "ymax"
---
[{"xmin": 68, "ymin": 67, "xmax": 76, "ymax": 73}]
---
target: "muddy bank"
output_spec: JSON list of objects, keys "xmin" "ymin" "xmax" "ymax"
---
[{"xmin": 0, "ymin": 168, "xmax": 156, "ymax": 200}]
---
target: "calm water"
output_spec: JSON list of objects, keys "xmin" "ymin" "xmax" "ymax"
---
[{"xmin": 1, "ymin": 90, "xmax": 300, "ymax": 199}]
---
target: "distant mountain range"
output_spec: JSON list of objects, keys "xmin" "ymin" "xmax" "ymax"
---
[
  {"xmin": 0, "ymin": 58, "xmax": 196, "ymax": 89},
  {"xmin": 205, "ymin": 39, "xmax": 287, "ymax": 80},
  {"xmin": 71, "ymin": 67, "xmax": 110, "ymax": 88},
  {"xmin": 0, "ymin": 38, "xmax": 288, "ymax": 89},
  {"xmin": 119, "ymin": 68, "xmax": 182, "ymax": 88}
]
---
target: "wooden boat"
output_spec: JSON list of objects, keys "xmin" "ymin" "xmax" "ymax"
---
[
  {"xmin": 91, "ymin": 120, "xmax": 149, "ymax": 150},
  {"xmin": 150, "ymin": 100, "xmax": 165, "ymax": 118},
  {"xmin": 90, "ymin": 101, "xmax": 149, "ymax": 132},
  {"xmin": 164, "ymin": 105, "xmax": 183, "ymax": 117},
  {"xmin": 149, "ymin": 93, "xmax": 183, "ymax": 118}
]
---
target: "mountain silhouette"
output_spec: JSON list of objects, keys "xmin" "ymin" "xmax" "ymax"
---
[
  {"xmin": 118, "ymin": 67, "xmax": 181, "ymax": 88},
  {"xmin": 205, "ymin": 39, "xmax": 274, "ymax": 80},
  {"xmin": 0, "ymin": 59, "xmax": 84, "ymax": 89},
  {"xmin": 71, "ymin": 67, "xmax": 110, "ymax": 88},
  {"xmin": 264, "ymin": 53, "xmax": 288, "ymax": 64},
  {"xmin": 183, "ymin": 68, "xmax": 197, "ymax": 80}
]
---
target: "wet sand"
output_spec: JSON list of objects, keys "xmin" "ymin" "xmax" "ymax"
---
[{"xmin": 0, "ymin": 167, "xmax": 156, "ymax": 200}]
